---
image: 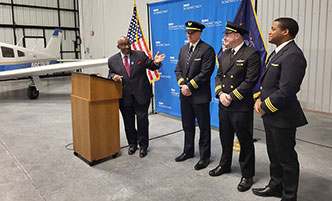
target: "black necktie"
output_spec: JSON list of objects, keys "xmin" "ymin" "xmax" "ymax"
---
[
  {"xmin": 231, "ymin": 49, "xmax": 235, "ymax": 58},
  {"xmin": 186, "ymin": 45, "xmax": 194, "ymax": 67},
  {"xmin": 266, "ymin": 50, "xmax": 276, "ymax": 69}
]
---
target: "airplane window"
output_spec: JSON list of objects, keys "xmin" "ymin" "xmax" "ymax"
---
[
  {"xmin": 18, "ymin": 50, "xmax": 25, "ymax": 57},
  {"xmin": 1, "ymin": 46, "xmax": 15, "ymax": 58}
]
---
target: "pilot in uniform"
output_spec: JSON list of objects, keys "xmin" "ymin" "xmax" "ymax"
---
[
  {"xmin": 210, "ymin": 22, "xmax": 261, "ymax": 192},
  {"xmin": 252, "ymin": 17, "xmax": 307, "ymax": 201},
  {"xmin": 174, "ymin": 21, "xmax": 216, "ymax": 171}
]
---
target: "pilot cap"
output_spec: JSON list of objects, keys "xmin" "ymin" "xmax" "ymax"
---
[
  {"xmin": 185, "ymin": 21, "xmax": 206, "ymax": 33},
  {"xmin": 223, "ymin": 21, "xmax": 249, "ymax": 35}
]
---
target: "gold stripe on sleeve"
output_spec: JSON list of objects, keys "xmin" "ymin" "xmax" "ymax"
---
[
  {"xmin": 265, "ymin": 97, "xmax": 278, "ymax": 112},
  {"xmin": 190, "ymin": 79, "xmax": 199, "ymax": 89},
  {"xmin": 177, "ymin": 78, "xmax": 184, "ymax": 85}
]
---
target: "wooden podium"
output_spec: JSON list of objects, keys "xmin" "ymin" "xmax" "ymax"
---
[{"xmin": 71, "ymin": 72, "xmax": 122, "ymax": 165}]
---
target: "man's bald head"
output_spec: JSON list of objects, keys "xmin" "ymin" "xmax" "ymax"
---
[{"xmin": 117, "ymin": 36, "xmax": 131, "ymax": 55}]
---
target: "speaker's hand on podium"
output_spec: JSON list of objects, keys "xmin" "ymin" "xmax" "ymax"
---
[{"xmin": 113, "ymin": 75, "xmax": 123, "ymax": 83}]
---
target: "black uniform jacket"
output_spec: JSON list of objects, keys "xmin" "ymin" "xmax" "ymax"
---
[
  {"xmin": 215, "ymin": 44, "xmax": 261, "ymax": 111},
  {"xmin": 174, "ymin": 40, "xmax": 215, "ymax": 104},
  {"xmin": 260, "ymin": 41, "xmax": 308, "ymax": 128},
  {"xmin": 108, "ymin": 50, "xmax": 161, "ymax": 106}
]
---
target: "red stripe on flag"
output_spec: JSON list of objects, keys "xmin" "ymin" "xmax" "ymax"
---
[
  {"xmin": 138, "ymin": 40, "xmax": 146, "ymax": 52},
  {"xmin": 136, "ymin": 42, "xmax": 142, "ymax": 51},
  {"xmin": 131, "ymin": 44, "xmax": 137, "ymax": 50},
  {"xmin": 147, "ymin": 67, "xmax": 153, "ymax": 80},
  {"xmin": 136, "ymin": 40, "xmax": 144, "ymax": 53},
  {"xmin": 141, "ymin": 38, "xmax": 153, "ymax": 60},
  {"xmin": 137, "ymin": 39, "xmax": 160, "ymax": 81}
]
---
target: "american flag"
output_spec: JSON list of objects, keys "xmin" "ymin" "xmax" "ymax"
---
[{"xmin": 127, "ymin": 4, "xmax": 160, "ymax": 83}]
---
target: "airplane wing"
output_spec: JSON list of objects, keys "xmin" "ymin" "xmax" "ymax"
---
[
  {"xmin": 0, "ymin": 58, "xmax": 108, "ymax": 80},
  {"xmin": 0, "ymin": 58, "xmax": 109, "ymax": 99}
]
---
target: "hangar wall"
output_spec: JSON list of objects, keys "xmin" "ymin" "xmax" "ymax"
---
[
  {"xmin": 79, "ymin": 0, "xmax": 332, "ymax": 113},
  {"xmin": 0, "ymin": 0, "xmax": 79, "ymax": 59},
  {"xmin": 256, "ymin": 0, "xmax": 332, "ymax": 113}
]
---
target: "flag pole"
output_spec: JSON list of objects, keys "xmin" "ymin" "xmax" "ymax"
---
[
  {"xmin": 146, "ymin": 4, "xmax": 152, "ymax": 52},
  {"xmin": 255, "ymin": 0, "xmax": 258, "ymax": 13},
  {"xmin": 146, "ymin": 2, "xmax": 156, "ymax": 115}
]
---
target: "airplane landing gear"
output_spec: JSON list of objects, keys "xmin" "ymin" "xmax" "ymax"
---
[
  {"xmin": 27, "ymin": 85, "xmax": 39, "ymax": 99},
  {"xmin": 27, "ymin": 75, "xmax": 42, "ymax": 99}
]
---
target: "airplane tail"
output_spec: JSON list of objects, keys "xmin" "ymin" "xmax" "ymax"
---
[{"xmin": 43, "ymin": 29, "xmax": 62, "ymax": 58}]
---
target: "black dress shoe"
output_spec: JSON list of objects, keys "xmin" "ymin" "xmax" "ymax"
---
[
  {"xmin": 252, "ymin": 186, "xmax": 282, "ymax": 198},
  {"xmin": 194, "ymin": 159, "xmax": 210, "ymax": 170},
  {"xmin": 209, "ymin": 165, "xmax": 231, "ymax": 176},
  {"xmin": 237, "ymin": 177, "xmax": 253, "ymax": 192},
  {"xmin": 175, "ymin": 153, "xmax": 194, "ymax": 162},
  {"xmin": 139, "ymin": 148, "xmax": 148, "ymax": 158},
  {"xmin": 128, "ymin": 145, "xmax": 137, "ymax": 155}
]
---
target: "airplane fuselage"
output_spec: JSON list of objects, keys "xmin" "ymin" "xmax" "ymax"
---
[
  {"xmin": 0, "ymin": 42, "xmax": 58, "ymax": 72},
  {"xmin": 0, "ymin": 29, "xmax": 108, "ymax": 99}
]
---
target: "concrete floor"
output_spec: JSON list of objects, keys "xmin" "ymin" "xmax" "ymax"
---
[{"xmin": 0, "ymin": 76, "xmax": 331, "ymax": 201}]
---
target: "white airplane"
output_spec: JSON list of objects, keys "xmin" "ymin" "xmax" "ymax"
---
[{"xmin": 0, "ymin": 29, "xmax": 108, "ymax": 99}]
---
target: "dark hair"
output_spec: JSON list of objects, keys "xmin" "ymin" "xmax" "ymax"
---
[{"xmin": 274, "ymin": 17, "xmax": 299, "ymax": 38}]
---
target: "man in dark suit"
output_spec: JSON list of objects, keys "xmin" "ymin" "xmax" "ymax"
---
[
  {"xmin": 252, "ymin": 18, "xmax": 307, "ymax": 201},
  {"xmin": 210, "ymin": 22, "xmax": 261, "ymax": 192},
  {"xmin": 174, "ymin": 21, "xmax": 215, "ymax": 170},
  {"xmin": 108, "ymin": 36, "xmax": 165, "ymax": 158}
]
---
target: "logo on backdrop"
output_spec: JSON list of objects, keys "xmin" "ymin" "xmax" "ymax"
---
[
  {"xmin": 171, "ymin": 88, "xmax": 180, "ymax": 97},
  {"xmin": 155, "ymin": 41, "xmax": 170, "ymax": 47},
  {"xmin": 221, "ymin": 0, "xmax": 240, "ymax": 4},
  {"xmin": 183, "ymin": 3, "xmax": 202, "ymax": 10},
  {"xmin": 158, "ymin": 101, "xmax": 172, "ymax": 110},
  {"xmin": 153, "ymin": 8, "xmax": 168, "ymax": 15},
  {"xmin": 170, "ymin": 56, "xmax": 178, "ymax": 64},
  {"xmin": 159, "ymin": 72, "xmax": 171, "ymax": 79},
  {"xmin": 201, "ymin": 19, "xmax": 223, "ymax": 27},
  {"xmin": 168, "ymin": 22, "xmax": 185, "ymax": 31}
]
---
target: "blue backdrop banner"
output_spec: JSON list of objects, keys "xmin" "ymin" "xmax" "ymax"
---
[{"xmin": 149, "ymin": 0, "xmax": 242, "ymax": 127}]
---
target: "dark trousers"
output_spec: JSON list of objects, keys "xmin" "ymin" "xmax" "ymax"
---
[
  {"xmin": 120, "ymin": 96, "xmax": 150, "ymax": 149},
  {"xmin": 219, "ymin": 107, "xmax": 255, "ymax": 178},
  {"xmin": 264, "ymin": 122, "xmax": 299, "ymax": 201},
  {"xmin": 180, "ymin": 99, "xmax": 211, "ymax": 160}
]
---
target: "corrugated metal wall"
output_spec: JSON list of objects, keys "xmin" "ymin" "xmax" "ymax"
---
[
  {"xmin": 0, "ymin": 0, "xmax": 78, "ymax": 59},
  {"xmin": 256, "ymin": 0, "xmax": 332, "ymax": 113}
]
